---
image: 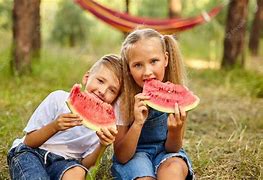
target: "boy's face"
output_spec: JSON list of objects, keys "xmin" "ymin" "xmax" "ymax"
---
[{"xmin": 83, "ymin": 65, "xmax": 120, "ymax": 104}]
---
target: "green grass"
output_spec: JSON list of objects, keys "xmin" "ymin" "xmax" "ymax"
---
[
  {"xmin": 186, "ymin": 68, "xmax": 263, "ymax": 179},
  {"xmin": 0, "ymin": 47, "xmax": 262, "ymax": 179}
]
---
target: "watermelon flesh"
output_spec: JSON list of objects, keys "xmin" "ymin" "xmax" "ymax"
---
[
  {"xmin": 66, "ymin": 84, "xmax": 116, "ymax": 131},
  {"xmin": 143, "ymin": 79, "xmax": 200, "ymax": 113}
]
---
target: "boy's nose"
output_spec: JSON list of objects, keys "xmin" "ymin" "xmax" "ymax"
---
[{"xmin": 99, "ymin": 86, "xmax": 107, "ymax": 96}]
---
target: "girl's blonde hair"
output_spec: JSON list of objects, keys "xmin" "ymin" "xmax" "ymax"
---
[{"xmin": 120, "ymin": 28, "xmax": 187, "ymax": 125}]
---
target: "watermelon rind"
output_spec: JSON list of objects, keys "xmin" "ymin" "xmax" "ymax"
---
[
  {"xmin": 144, "ymin": 100, "xmax": 174, "ymax": 113},
  {"xmin": 144, "ymin": 95, "xmax": 199, "ymax": 113}
]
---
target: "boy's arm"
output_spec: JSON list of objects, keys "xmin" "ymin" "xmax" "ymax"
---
[
  {"xmin": 81, "ymin": 143, "xmax": 106, "ymax": 169},
  {"xmin": 81, "ymin": 127, "xmax": 117, "ymax": 168},
  {"xmin": 24, "ymin": 113, "xmax": 82, "ymax": 148},
  {"xmin": 23, "ymin": 121, "xmax": 58, "ymax": 148}
]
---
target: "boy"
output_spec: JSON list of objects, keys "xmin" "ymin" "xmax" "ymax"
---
[{"xmin": 7, "ymin": 54, "xmax": 122, "ymax": 180}]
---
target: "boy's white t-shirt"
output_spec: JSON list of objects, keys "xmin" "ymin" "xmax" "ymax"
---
[{"xmin": 11, "ymin": 90, "xmax": 99, "ymax": 160}]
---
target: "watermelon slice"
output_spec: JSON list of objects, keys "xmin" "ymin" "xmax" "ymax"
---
[
  {"xmin": 66, "ymin": 84, "xmax": 116, "ymax": 131},
  {"xmin": 143, "ymin": 79, "xmax": 200, "ymax": 113}
]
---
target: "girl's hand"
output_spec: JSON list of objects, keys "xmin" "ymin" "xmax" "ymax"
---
[
  {"xmin": 96, "ymin": 126, "xmax": 118, "ymax": 146},
  {"xmin": 53, "ymin": 113, "xmax": 82, "ymax": 131},
  {"xmin": 167, "ymin": 104, "xmax": 186, "ymax": 132},
  {"xmin": 133, "ymin": 93, "xmax": 150, "ymax": 126}
]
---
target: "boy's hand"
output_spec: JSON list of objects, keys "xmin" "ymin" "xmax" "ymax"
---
[
  {"xmin": 53, "ymin": 113, "xmax": 82, "ymax": 131},
  {"xmin": 133, "ymin": 93, "xmax": 150, "ymax": 126},
  {"xmin": 167, "ymin": 104, "xmax": 186, "ymax": 132},
  {"xmin": 96, "ymin": 126, "xmax": 118, "ymax": 146}
]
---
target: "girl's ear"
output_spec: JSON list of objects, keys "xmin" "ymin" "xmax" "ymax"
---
[
  {"xmin": 82, "ymin": 71, "xmax": 89, "ymax": 85},
  {"xmin": 164, "ymin": 51, "xmax": 169, "ymax": 67}
]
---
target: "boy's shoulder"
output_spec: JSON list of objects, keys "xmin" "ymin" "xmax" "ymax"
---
[
  {"xmin": 49, "ymin": 90, "xmax": 69, "ymax": 96},
  {"xmin": 45, "ymin": 90, "xmax": 70, "ymax": 103}
]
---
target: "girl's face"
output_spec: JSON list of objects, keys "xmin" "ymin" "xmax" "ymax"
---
[
  {"xmin": 128, "ymin": 37, "xmax": 168, "ymax": 88},
  {"xmin": 83, "ymin": 65, "xmax": 120, "ymax": 104}
]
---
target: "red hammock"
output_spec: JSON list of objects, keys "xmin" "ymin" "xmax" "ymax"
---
[{"xmin": 75, "ymin": 0, "xmax": 223, "ymax": 34}]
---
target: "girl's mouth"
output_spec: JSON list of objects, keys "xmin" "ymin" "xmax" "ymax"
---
[{"xmin": 143, "ymin": 78, "xmax": 156, "ymax": 82}]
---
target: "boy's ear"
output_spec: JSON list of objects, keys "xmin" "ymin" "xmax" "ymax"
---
[{"xmin": 82, "ymin": 71, "xmax": 89, "ymax": 85}]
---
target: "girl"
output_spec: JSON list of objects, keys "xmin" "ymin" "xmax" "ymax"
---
[
  {"xmin": 8, "ymin": 55, "xmax": 122, "ymax": 180},
  {"xmin": 111, "ymin": 28, "xmax": 194, "ymax": 180}
]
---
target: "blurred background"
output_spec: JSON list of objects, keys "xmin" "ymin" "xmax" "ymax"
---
[{"xmin": 0, "ymin": 0, "xmax": 262, "ymax": 179}]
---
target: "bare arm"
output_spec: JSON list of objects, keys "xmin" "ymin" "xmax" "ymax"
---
[
  {"xmin": 165, "ymin": 108, "xmax": 187, "ymax": 152},
  {"xmin": 24, "ymin": 113, "xmax": 82, "ymax": 148},
  {"xmin": 114, "ymin": 93, "xmax": 150, "ymax": 164},
  {"xmin": 82, "ymin": 127, "xmax": 118, "ymax": 168},
  {"xmin": 81, "ymin": 143, "xmax": 106, "ymax": 168},
  {"xmin": 113, "ymin": 123, "xmax": 143, "ymax": 164}
]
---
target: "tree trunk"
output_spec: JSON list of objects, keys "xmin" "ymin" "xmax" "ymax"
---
[
  {"xmin": 32, "ymin": 0, "xmax": 41, "ymax": 59},
  {"xmin": 12, "ymin": 0, "xmax": 41, "ymax": 75},
  {"xmin": 221, "ymin": 0, "xmax": 248, "ymax": 69},
  {"xmin": 125, "ymin": 0, "xmax": 129, "ymax": 14},
  {"xmin": 249, "ymin": 0, "xmax": 263, "ymax": 56},
  {"xmin": 123, "ymin": 0, "xmax": 130, "ymax": 37},
  {"xmin": 168, "ymin": 0, "xmax": 181, "ymax": 18}
]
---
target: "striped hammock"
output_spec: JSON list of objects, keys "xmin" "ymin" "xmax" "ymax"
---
[{"xmin": 75, "ymin": 0, "xmax": 223, "ymax": 34}]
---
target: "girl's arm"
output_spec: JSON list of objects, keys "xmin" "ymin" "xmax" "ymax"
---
[
  {"xmin": 114, "ymin": 93, "xmax": 150, "ymax": 164},
  {"xmin": 113, "ymin": 123, "xmax": 143, "ymax": 164},
  {"xmin": 165, "ymin": 108, "xmax": 187, "ymax": 152},
  {"xmin": 24, "ymin": 113, "xmax": 82, "ymax": 148}
]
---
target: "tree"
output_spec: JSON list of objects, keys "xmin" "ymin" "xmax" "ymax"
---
[
  {"xmin": 168, "ymin": 0, "xmax": 181, "ymax": 18},
  {"xmin": 221, "ymin": 0, "xmax": 249, "ymax": 69},
  {"xmin": 249, "ymin": 0, "xmax": 263, "ymax": 56},
  {"xmin": 123, "ymin": 0, "xmax": 130, "ymax": 37},
  {"xmin": 51, "ymin": 0, "xmax": 90, "ymax": 47},
  {"xmin": 12, "ymin": 0, "xmax": 41, "ymax": 75},
  {"xmin": 0, "ymin": 0, "xmax": 12, "ymax": 30},
  {"xmin": 125, "ymin": 0, "xmax": 130, "ymax": 13},
  {"xmin": 138, "ymin": 0, "xmax": 168, "ymax": 18}
]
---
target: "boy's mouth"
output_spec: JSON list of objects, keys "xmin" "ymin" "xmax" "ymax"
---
[{"xmin": 92, "ymin": 93, "xmax": 104, "ymax": 102}]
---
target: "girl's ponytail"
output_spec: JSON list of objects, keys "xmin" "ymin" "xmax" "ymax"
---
[{"xmin": 163, "ymin": 35, "xmax": 187, "ymax": 85}]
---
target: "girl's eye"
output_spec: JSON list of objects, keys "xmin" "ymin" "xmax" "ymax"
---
[
  {"xmin": 134, "ymin": 63, "xmax": 142, "ymax": 68},
  {"xmin": 151, "ymin": 59, "xmax": 158, "ymax": 64}
]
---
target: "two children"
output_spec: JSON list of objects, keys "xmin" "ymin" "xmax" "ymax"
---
[
  {"xmin": 7, "ymin": 55, "xmax": 122, "ymax": 180},
  {"xmin": 8, "ymin": 28, "xmax": 195, "ymax": 180}
]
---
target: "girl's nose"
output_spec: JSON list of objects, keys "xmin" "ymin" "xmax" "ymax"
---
[{"xmin": 144, "ymin": 66, "xmax": 153, "ymax": 77}]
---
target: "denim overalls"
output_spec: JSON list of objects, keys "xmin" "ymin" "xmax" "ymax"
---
[{"xmin": 111, "ymin": 108, "xmax": 194, "ymax": 180}]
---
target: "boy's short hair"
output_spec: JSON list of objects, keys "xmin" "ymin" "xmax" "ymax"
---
[{"xmin": 89, "ymin": 54, "xmax": 123, "ymax": 90}]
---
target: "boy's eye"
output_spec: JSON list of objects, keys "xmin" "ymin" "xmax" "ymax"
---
[
  {"xmin": 97, "ymin": 78, "xmax": 104, "ymax": 84},
  {"xmin": 110, "ymin": 88, "xmax": 116, "ymax": 94}
]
